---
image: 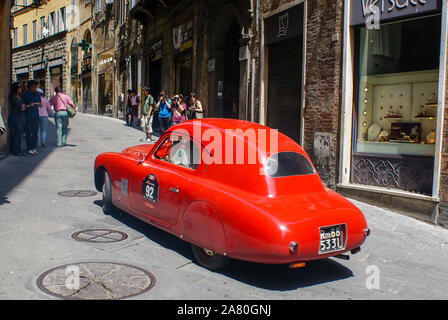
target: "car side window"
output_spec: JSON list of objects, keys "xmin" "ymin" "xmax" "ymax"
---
[{"xmin": 153, "ymin": 133, "xmax": 200, "ymax": 170}]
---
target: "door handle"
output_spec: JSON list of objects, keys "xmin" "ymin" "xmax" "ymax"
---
[{"xmin": 169, "ymin": 187, "xmax": 179, "ymax": 193}]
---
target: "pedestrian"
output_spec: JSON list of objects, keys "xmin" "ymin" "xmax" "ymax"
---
[
  {"xmin": 156, "ymin": 91, "xmax": 172, "ymax": 134},
  {"xmin": 188, "ymin": 93, "xmax": 204, "ymax": 119},
  {"xmin": 9, "ymin": 82, "xmax": 26, "ymax": 156},
  {"xmin": 21, "ymin": 80, "xmax": 41, "ymax": 155},
  {"xmin": 36, "ymin": 88, "xmax": 53, "ymax": 148},
  {"xmin": 125, "ymin": 89, "xmax": 132, "ymax": 126},
  {"xmin": 49, "ymin": 87, "xmax": 77, "ymax": 148},
  {"xmin": 130, "ymin": 89, "xmax": 140, "ymax": 127},
  {"xmin": 141, "ymin": 87, "xmax": 155, "ymax": 142},
  {"xmin": 172, "ymin": 94, "xmax": 186, "ymax": 125}
]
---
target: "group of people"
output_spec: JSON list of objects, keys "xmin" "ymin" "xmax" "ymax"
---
[
  {"xmin": 126, "ymin": 89, "xmax": 204, "ymax": 142},
  {"xmin": 9, "ymin": 80, "xmax": 77, "ymax": 156}
]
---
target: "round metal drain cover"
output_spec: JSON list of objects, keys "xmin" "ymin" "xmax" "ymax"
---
[
  {"xmin": 71, "ymin": 229, "xmax": 128, "ymax": 243},
  {"xmin": 37, "ymin": 262, "xmax": 156, "ymax": 300},
  {"xmin": 58, "ymin": 190, "xmax": 97, "ymax": 197}
]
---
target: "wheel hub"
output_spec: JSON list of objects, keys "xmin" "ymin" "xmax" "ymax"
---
[{"xmin": 203, "ymin": 248, "xmax": 215, "ymax": 256}]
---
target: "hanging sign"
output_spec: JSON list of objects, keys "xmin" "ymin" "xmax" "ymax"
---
[
  {"xmin": 350, "ymin": 0, "xmax": 442, "ymax": 26},
  {"xmin": 173, "ymin": 19, "xmax": 193, "ymax": 55}
]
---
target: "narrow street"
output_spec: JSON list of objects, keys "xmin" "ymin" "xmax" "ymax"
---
[{"xmin": 0, "ymin": 114, "xmax": 447, "ymax": 300}]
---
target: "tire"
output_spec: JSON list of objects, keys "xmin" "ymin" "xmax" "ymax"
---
[
  {"xmin": 191, "ymin": 244, "xmax": 230, "ymax": 271},
  {"xmin": 102, "ymin": 171, "xmax": 116, "ymax": 215}
]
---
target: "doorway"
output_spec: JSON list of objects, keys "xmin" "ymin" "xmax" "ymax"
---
[
  {"xmin": 223, "ymin": 19, "xmax": 240, "ymax": 119},
  {"xmin": 267, "ymin": 37, "xmax": 303, "ymax": 143}
]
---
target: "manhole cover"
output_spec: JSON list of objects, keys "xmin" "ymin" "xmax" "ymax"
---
[
  {"xmin": 57, "ymin": 190, "xmax": 97, "ymax": 197},
  {"xmin": 37, "ymin": 262, "xmax": 156, "ymax": 300},
  {"xmin": 71, "ymin": 229, "xmax": 128, "ymax": 243}
]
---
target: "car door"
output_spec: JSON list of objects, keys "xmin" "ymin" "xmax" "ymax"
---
[{"xmin": 129, "ymin": 132, "xmax": 201, "ymax": 226}]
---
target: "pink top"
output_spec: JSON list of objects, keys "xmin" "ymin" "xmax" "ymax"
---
[
  {"xmin": 38, "ymin": 97, "xmax": 53, "ymax": 117},
  {"xmin": 49, "ymin": 93, "xmax": 76, "ymax": 112},
  {"xmin": 131, "ymin": 95, "xmax": 139, "ymax": 106},
  {"xmin": 172, "ymin": 103, "xmax": 186, "ymax": 122}
]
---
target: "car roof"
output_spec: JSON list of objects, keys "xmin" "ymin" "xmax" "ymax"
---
[
  {"xmin": 170, "ymin": 118, "xmax": 307, "ymax": 158},
  {"xmin": 165, "ymin": 119, "xmax": 321, "ymax": 196}
]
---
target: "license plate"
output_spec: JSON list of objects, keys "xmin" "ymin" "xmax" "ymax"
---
[{"xmin": 319, "ymin": 224, "xmax": 345, "ymax": 254}]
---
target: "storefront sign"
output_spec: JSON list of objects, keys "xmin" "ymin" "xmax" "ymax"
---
[
  {"xmin": 33, "ymin": 63, "xmax": 45, "ymax": 72},
  {"xmin": 173, "ymin": 19, "xmax": 193, "ymax": 55},
  {"xmin": 264, "ymin": 3, "xmax": 304, "ymax": 46},
  {"xmin": 16, "ymin": 67, "xmax": 29, "ymax": 75},
  {"xmin": 149, "ymin": 39, "xmax": 163, "ymax": 61},
  {"xmin": 50, "ymin": 67, "xmax": 61, "ymax": 75},
  {"xmin": 351, "ymin": 0, "xmax": 442, "ymax": 26},
  {"xmin": 49, "ymin": 58, "xmax": 64, "ymax": 68}
]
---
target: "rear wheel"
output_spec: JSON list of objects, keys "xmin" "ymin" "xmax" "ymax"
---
[
  {"xmin": 191, "ymin": 245, "xmax": 230, "ymax": 271},
  {"xmin": 102, "ymin": 171, "xmax": 116, "ymax": 215}
]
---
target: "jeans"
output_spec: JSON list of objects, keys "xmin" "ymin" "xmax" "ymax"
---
[
  {"xmin": 12, "ymin": 118, "xmax": 25, "ymax": 155},
  {"xmin": 159, "ymin": 117, "xmax": 171, "ymax": 135},
  {"xmin": 37, "ymin": 116, "xmax": 48, "ymax": 147},
  {"xmin": 25, "ymin": 117, "xmax": 39, "ymax": 151},
  {"xmin": 55, "ymin": 110, "xmax": 69, "ymax": 147}
]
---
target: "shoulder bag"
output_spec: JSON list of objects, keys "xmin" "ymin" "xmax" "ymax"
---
[{"xmin": 57, "ymin": 94, "xmax": 77, "ymax": 118}]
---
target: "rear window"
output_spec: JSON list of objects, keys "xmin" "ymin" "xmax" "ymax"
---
[{"xmin": 265, "ymin": 152, "xmax": 315, "ymax": 177}]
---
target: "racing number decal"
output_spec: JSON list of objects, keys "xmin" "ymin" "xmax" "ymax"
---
[{"xmin": 142, "ymin": 174, "xmax": 159, "ymax": 203}]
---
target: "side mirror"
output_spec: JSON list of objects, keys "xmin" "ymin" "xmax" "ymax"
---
[{"xmin": 137, "ymin": 152, "xmax": 146, "ymax": 165}]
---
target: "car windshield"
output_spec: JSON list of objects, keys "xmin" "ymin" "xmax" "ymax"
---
[{"xmin": 265, "ymin": 152, "xmax": 315, "ymax": 177}]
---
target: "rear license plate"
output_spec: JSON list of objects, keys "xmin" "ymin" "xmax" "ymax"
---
[{"xmin": 319, "ymin": 224, "xmax": 345, "ymax": 254}]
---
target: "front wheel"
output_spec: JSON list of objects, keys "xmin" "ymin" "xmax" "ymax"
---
[{"xmin": 191, "ymin": 245, "xmax": 230, "ymax": 271}]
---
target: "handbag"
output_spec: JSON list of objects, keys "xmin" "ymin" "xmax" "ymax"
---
[
  {"xmin": 57, "ymin": 94, "xmax": 77, "ymax": 118},
  {"xmin": 66, "ymin": 105, "xmax": 77, "ymax": 118}
]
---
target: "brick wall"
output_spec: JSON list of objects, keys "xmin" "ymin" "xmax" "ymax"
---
[
  {"xmin": 258, "ymin": 0, "xmax": 344, "ymax": 189},
  {"xmin": 302, "ymin": 0, "xmax": 344, "ymax": 189},
  {"xmin": 438, "ymin": 58, "xmax": 448, "ymax": 227}
]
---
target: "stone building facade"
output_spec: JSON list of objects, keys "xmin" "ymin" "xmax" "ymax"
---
[
  {"xmin": 65, "ymin": 0, "xmax": 93, "ymax": 113},
  {"xmin": 11, "ymin": 0, "xmax": 70, "ymax": 99}
]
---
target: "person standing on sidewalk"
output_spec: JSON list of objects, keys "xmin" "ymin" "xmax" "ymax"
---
[
  {"xmin": 21, "ymin": 80, "xmax": 41, "ymax": 155},
  {"xmin": 36, "ymin": 88, "xmax": 53, "ymax": 148},
  {"xmin": 130, "ymin": 90, "xmax": 140, "ymax": 127},
  {"xmin": 125, "ymin": 89, "xmax": 133, "ymax": 126},
  {"xmin": 141, "ymin": 87, "xmax": 155, "ymax": 142},
  {"xmin": 9, "ymin": 82, "xmax": 26, "ymax": 156},
  {"xmin": 188, "ymin": 93, "xmax": 204, "ymax": 119},
  {"xmin": 49, "ymin": 87, "xmax": 77, "ymax": 148},
  {"xmin": 156, "ymin": 92, "xmax": 172, "ymax": 134}
]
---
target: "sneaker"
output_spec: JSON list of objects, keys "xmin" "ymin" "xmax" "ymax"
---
[
  {"xmin": 32, "ymin": 149, "xmax": 38, "ymax": 154},
  {"xmin": 27, "ymin": 150, "xmax": 35, "ymax": 155}
]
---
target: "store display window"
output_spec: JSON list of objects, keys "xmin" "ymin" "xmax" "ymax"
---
[{"xmin": 355, "ymin": 15, "xmax": 441, "ymax": 157}]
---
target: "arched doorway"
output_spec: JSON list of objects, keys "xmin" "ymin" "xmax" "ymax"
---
[
  {"xmin": 209, "ymin": 4, "xmax": 245, "ymax": 119},
  {"xmin": 81, "ymin": 30, "xmax": 93, "ymax": 113},
  {"xmin": 70, "ymin": 38, "xmax": 79, "ymax": 106}
]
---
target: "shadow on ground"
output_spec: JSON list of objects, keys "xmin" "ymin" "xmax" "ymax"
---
[
  {"xmin": 93, "ymin": 200, "xmax": 354, "ymax": 291},
  {"xmin": 0, "ymin": 120, "xmax": 62, "ymax": 205}
]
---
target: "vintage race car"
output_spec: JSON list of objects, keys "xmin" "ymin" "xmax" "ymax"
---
[{"xmin": 94, "ymin": 119, "xmax": 369, "ymax": 270}]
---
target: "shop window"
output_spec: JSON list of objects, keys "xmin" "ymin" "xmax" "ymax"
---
[{"xmin": 355, "ymin": 15, "xmax": 441, "ymax": 157}]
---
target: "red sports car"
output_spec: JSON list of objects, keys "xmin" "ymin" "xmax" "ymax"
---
[{"xmin": 94, "ymin": 119, "xmax": 369, "ymax": 270}]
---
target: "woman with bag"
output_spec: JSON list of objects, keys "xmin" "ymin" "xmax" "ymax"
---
[
  {"xmin": 49, "ymin": 87, "xmax": 77, "ymax": 148},
  {"xmin": 188, "ymin": 93, "xmax": 204, "ymax": 119}
]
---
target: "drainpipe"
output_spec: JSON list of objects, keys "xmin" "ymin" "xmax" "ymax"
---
[{"xmin": 249, "ymin": 0, "xmax": 259, "ymax": 123}]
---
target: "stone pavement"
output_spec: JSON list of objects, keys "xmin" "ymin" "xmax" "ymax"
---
[{"xmin": 0, "ymin": 114, "xmax": 447, "ymax": 300}]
